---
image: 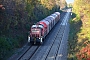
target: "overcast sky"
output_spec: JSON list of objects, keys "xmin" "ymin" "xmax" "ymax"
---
[{"xmin": 66, "ymin": 0, "xmax": 74, "ymax": 3}]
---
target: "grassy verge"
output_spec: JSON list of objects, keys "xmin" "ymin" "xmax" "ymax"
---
[
  {"xmin": 68, "ymin": 13, "xmax": 82, "ymax": 60},
  {"xmin": 0, "ymin": 34, "xmax": 26, "ymax": 60}
]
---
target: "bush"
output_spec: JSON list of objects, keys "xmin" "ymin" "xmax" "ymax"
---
[
  {"xmin": 17, "ymin": 35, "xmax": 26, "ymax": 47},
  {"xmin": 0, "ymin": 36, "xmax": 12, "ymax": 60}
]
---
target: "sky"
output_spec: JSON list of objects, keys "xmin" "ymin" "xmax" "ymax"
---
[{"xmin": 66, "ymin": 0, "xmax": 74, "ymax": 4}]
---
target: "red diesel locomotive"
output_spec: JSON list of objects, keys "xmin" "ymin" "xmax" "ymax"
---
[{"xmin": 28, "ymin": 12, "xmax": 60, "ymax": 44}]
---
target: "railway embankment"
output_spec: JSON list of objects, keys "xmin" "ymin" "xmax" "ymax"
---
[{"xmin": 8, "ymin": 9, "xmax": 71, "ymax": 60}]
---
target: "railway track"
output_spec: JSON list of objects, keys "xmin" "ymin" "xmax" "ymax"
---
[
  {"xmin": 15, "ymin": 12, "xmax": 66, "ymax": 60},
  {"xmin": 27, "ymin": 12, "xmax": 67, "ymax": 60},
  {"xmin": 8, "ymin": 11, "xmax": 70, "ymax": 60},
  {"xmin": 17, "ymin": 45, "xmax": 40, "ymax": 60}
]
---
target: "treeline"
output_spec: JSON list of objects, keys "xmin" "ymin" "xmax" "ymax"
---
[
  {"xmin": 68, "ymin": 0, "xmax": 90, "ymax": 60},
  {"xmin": 0, "ymin": 0, "xmax": 67, "ymax": 60}
]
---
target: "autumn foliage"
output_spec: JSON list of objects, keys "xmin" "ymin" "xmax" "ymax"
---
[
  {"xmin": 76, "ymin": 42, "xmax": 90, "ymax": 60},
  {"xmin": 68, "ymin": 0, "xmax": 90, "ymax": 60}
]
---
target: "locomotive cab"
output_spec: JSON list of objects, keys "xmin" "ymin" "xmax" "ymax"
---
[{"xmin": 28, "ymin": 25, "xmax": 44, "ymax": 44}]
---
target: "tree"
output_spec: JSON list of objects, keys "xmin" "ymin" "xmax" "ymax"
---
[{"xmin": 73, "ymin": 0, "xmax": 90, "ymax": 60}]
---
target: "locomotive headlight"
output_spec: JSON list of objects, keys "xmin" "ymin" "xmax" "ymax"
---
[
  {"xmin": 40, "ymin": 38, "xmax": 43, "ymax": 43},
  {"xmin": 39, "ymin": 38, "xmax": 40, "ymax": 39},
  {"xmin": 28, "ymin": 36, "xmax": 30, "ymax": 42}
]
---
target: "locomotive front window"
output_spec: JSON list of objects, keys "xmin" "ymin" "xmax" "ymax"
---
[{"xmin": 31, "ymin": 30, "xmax": 39, "ymax": 33}]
